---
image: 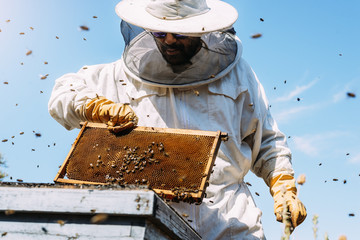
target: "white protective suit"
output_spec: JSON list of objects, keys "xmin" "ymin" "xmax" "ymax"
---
[{"xmin": 49, "ymin": 29, "xmax": 293, "ymax": 240}]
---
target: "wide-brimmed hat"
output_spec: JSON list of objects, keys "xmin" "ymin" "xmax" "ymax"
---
[{"xmin": 115, "ymin": 0, "xmax": 238, "ymax": 36}]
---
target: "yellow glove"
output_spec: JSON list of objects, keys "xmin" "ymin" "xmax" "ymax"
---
[
  {"xmin": 85, "ymin": 96, "xmax": 138, "ymax": 132},
  {"xmin": 270, "ymin": 174, "xmax": 307, "ymax": 231}
]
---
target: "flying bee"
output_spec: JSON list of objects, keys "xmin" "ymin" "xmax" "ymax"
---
[
  {"xmin": 347, "ymin": 92, "xmax": 356, "ymax": 98},
  {"xmin": 251, "ymin": 33, "xmax": 262, "ymax": 39},
  {"xmin": 79, "ymin": 25, "xmax": 89, "ymax": 31}
]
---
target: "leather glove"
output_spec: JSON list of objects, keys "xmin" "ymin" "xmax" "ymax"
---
[
  {"xmin": 85, "ymin": 96, "xmax": 138, "ymax": 132},
  {"xmin": 270, "ymin": 174, "xmax": 307, "ymax": 230}
]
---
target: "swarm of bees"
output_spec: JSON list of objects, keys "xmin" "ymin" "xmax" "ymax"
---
[
  {"xmin": 168, "ymin": 186, "xmax": 200, "ymax": 203},
  {"xmin": 99, "ymin": 142, "xmax": 165, "ymax": 185}
]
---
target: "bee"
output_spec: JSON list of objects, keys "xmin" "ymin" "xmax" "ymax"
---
[
  {"xmin": 182, "ymin": 213, "xmax": 189, "ymax": 218},
  {"xmin": 90, "ymin": 214, "xmax": 108, "ymax": 224},
  {"xmin": 26, "ymin": 50, "xmax": 32, "ymax": 56},
  {"xmin": 57, "ymin": 220, "xmax": 65, "ymax": 226},
  {"xmin": 2, "ymin": 139, "xmax": 8, "ymax": 142},
  {"xmin": 56, "ymin": 36, "xmax": 59, "ymax": 39},
  {"xmin": 93, "ymin": 16, "xmax": 98, "ymax": 19},
  {"xmin": 3, "ymin": 82, "xmax": 8, "ymax": 84},
  {"xmin": 19, "ymin": 32, "xmax": 25, "ymax": 35},
  {"xmin": 30, "ymin": 27, "xmax": 34, "ymax": 30},
  {"xmin": 251, "ymin": 33, "xmax": 262, "ymax": 39},
  {"xmin": 255, "ymin": 192, "xmax": 260, "ymax": 196},
  {"xmin": 347, "ymin": 92, "xmax": 356, "ymax": 98},
  {"xmin": 260, "ymin": 18, "xmax": 264, "ymax": 22},
  {"xmin": 79, "ymin": 25, "xmax": 89, "ymax": 31},
  {"xmin": 4, "ymin": 210, "xmax": 15, "ymax": 215}
]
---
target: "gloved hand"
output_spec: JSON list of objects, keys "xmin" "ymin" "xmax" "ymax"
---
[
  {"xmin": 85, "ymin": 96, "xmax": 138, "ymax": 132},
  {"xmin": 270, "ymin": 174, "xmax": 307, "ymax": 231}
]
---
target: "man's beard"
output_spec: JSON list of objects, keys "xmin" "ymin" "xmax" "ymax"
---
[{"xmin": 157, "ymin": 40, "xmax": 201, "ymax": 65}]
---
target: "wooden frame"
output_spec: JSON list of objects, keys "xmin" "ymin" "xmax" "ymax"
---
[{"xmin": 54, "ymin": 122, "xmax": 227, "ymax": 202}]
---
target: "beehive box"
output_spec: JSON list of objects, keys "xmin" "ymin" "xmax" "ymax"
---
[
  {"xmin": 54, "ymin": 122, "xmax": 227, "ymax": 203},
  {"xmin": 0, "ymin": 182, "xmax": 201, "ymax": 240}
]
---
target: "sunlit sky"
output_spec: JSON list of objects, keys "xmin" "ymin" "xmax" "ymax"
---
[{"xmin": 0, "ymin": 1, "xmax": 359, "ymax": 239}]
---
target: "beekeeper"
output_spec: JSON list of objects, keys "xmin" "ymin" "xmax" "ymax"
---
[{"xmin": 48, "ymin": 0, "xmax": 307, "ymax": 239}]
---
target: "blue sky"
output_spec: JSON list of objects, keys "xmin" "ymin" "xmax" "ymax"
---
[{"xmin": 0, "ymin": 1, "xmax": 359, "ymax": 239}]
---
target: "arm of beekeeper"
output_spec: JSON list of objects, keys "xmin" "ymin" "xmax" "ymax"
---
[
  {"xmin": 251, "ymin": 85, "xmax": 306, "ymax": 231},
  {"xmin": 48, "ymin": 63, "xmax": 137, "ymax": 131}
]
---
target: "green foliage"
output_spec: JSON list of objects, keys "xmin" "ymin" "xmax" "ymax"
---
[
  {"xmin": 0, "ymin": 153, "xmax": 7, "ymax": 180},
  {"xmin": 312, "ymin": 214, "xmax": 319, "ymax": 240}
]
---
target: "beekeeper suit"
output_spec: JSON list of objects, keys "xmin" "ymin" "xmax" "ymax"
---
[{"xmin": 48, "ymin": 0, "xmax": 307, "ymax": 239}]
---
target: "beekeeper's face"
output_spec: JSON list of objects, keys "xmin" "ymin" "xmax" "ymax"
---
[{"xmin": 152, "ymin": 32, "xmax": 202, "ymax": 65}]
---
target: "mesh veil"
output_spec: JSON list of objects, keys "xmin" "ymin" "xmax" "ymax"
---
[{"xmin": 120, "ymin": 20, "xmax": 240, "ymax": 87}]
